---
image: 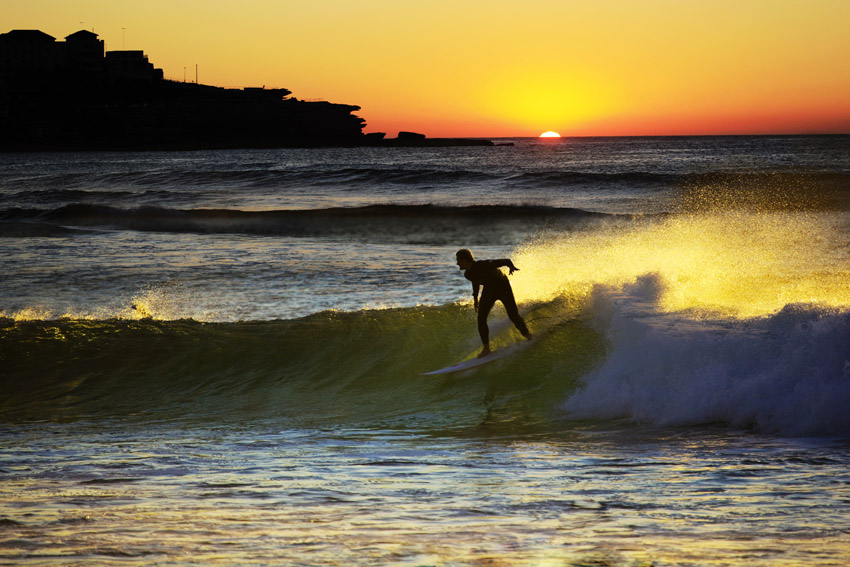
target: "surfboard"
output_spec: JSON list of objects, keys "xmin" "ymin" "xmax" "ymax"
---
[
  {"xmin": 422, "ymin": 301, "xmax": 554, "ymax": 376},
  {"xmin": 420, "ymin": 342, "xmax": 525, "ymax": 375}
]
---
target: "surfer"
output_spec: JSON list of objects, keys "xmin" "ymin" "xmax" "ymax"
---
[{"xmin": 455, "ymin": 248, "xmax": 532, "ymax": 358}]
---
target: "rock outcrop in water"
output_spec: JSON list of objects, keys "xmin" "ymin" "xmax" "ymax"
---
[
  {"xmin": 0, "ymin": 29, "xmax": 492, "ymax": 150},
  {"xmin": 379, "ymin": 131, "xmax": 493, "ymax": 147}
]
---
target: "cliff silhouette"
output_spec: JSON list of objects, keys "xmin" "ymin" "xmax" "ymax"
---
[{"xmin": 0, "ymin": 29, "xmax": 492, "ymax": 150}]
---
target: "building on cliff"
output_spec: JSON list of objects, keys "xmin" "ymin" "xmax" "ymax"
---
[
  {"xmin": 64, "ymin": 30, "xmax": 106, "ymax": 78},
  {"xmin": 0, "ymin": 28, "xmax": 367, "ymax": 149},
  {"xmin": 105, "ymin": 51, "xmax": 164, "ymax": 83}
]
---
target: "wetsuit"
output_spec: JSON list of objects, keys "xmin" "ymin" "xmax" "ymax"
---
[{"xmin": 463, "ymin": 259, "xmax": 531, "ymax": 345}]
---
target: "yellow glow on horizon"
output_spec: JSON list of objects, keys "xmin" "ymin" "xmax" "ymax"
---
[
  {"xmin": 3, "ymin": 0, "xmax": 849, "ymax": 137},
  {"xmin": 475, "ymin": 66, "xmax": 619, "ymax": 136},
  {"xmin": 539, "ymin": 131, "xmax": 561, "ymax": 138}
]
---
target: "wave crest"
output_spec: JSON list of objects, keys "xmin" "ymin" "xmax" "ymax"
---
[{"xmin": 563, "ymin": 288, "xmax": 850, "ymax": 437}]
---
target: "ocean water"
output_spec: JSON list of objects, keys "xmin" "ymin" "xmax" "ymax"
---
[{"xmin": 1, "ymin": 135, "xmax": 850, "ymax": 566}]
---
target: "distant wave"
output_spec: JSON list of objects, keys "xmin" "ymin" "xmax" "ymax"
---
[
  {"xmin": 0, "ymin": 221, "xmax": 93, "ymax": 238},
  {"xmin": 508, "ymin": 170, "xmax": 678, "ymax": 187},
  {"xmin": 0, "ymin": 204, "xmax": 625, "ymax": 243},
  {"xmin": 8, "ymin": 167, "xmax": 847, "ymax": 191},
  {"xmin": 7, "ymin": 188, "xmax": 176, "ymax": 203},
  {"xmin": 4, "ymin": 167, "xmax": 664, "ymax": 189},
  {"xmin": 1, "ymin": 167, "xmax": 503, "ymax": 189}
]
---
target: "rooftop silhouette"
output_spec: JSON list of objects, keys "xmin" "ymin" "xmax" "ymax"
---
[
  {"xmin": 0, "ymin": 28, "xmax": 371, "ymax": 150},
  {"xmin": 0, "ymin": 28, "xmax": 495, "ymax": 150}
]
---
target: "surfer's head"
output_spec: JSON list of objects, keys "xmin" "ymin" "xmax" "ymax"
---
[{"xmin": 456, "ymin": 248, "xmax": 474, "ymax": 270}]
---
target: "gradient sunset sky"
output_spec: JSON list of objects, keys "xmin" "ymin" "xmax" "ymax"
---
[{"xmin": 6, "ymin": 0, "xmax": 850, "ymax": 137}]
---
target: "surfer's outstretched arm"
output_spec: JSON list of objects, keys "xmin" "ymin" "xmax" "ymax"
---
[{"xmin": 491, "ymin": 258, "xmax": 519, "ymax": 275}]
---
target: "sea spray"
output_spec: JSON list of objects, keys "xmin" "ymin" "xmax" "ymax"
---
[
  {"xmin": 562, "ymin": 288, "xmax": 850, "ymax": 436},
  {"xmin": 511, "ymin": 209, "xmax": 850, "ymax": 318},
  {"xmin": 502, "ymin": 183, "xmax": 850, "ymax": 436}
]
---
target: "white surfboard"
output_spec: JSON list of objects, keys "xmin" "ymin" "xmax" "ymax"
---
[{"xmin": 420, "ymin": 342, "xmax": 526, "ymax": 375}]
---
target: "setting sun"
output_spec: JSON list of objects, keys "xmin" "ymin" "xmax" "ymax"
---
[{"xmin": 539, "ymin": 131, "xmax": 561, "ymax": 138}]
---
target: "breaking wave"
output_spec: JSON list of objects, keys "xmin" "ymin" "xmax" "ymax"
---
[
  {"xmin": 563, "ymin": 285, "xmax": 850, "ymax": 437},
  {"xmin": 3, "ymin": 293, "xmax": 850, "ymax": 437},
  {"xmin": 0, "ymin": 300, "xmax": 599, "ymax": 432}
]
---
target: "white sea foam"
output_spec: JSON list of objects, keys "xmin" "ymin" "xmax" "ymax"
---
[{"xmin": 564, "ymin": 283, "xmax": 850, "ymax": 436}]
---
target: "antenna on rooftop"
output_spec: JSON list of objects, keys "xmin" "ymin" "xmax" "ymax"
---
[{"xmin": 122, "ymin": 27, "xmax": 125, "ymax": 49}]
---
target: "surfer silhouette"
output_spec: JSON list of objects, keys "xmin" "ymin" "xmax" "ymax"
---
[{"xmin": 455, "ymin": 248, "xmax": 532, "ymax": 358}]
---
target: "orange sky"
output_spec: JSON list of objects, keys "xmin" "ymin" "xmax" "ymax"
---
[{"xmin": 6, "ymin": 0, "xmax": 850, "ymax": 137}]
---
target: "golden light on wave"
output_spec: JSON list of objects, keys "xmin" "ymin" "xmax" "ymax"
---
[
  {"xmin": 511, "ymin": 208, "xmax": 850, "ymax": 320},
  {"xmin": 539, "ymin": 131, "xmax": 561, "ymax": 138}
]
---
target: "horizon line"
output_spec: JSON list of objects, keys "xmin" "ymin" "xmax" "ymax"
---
[{"xmin": 400, "ymin": 132, "xmax": 850, "ymax": 139}]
